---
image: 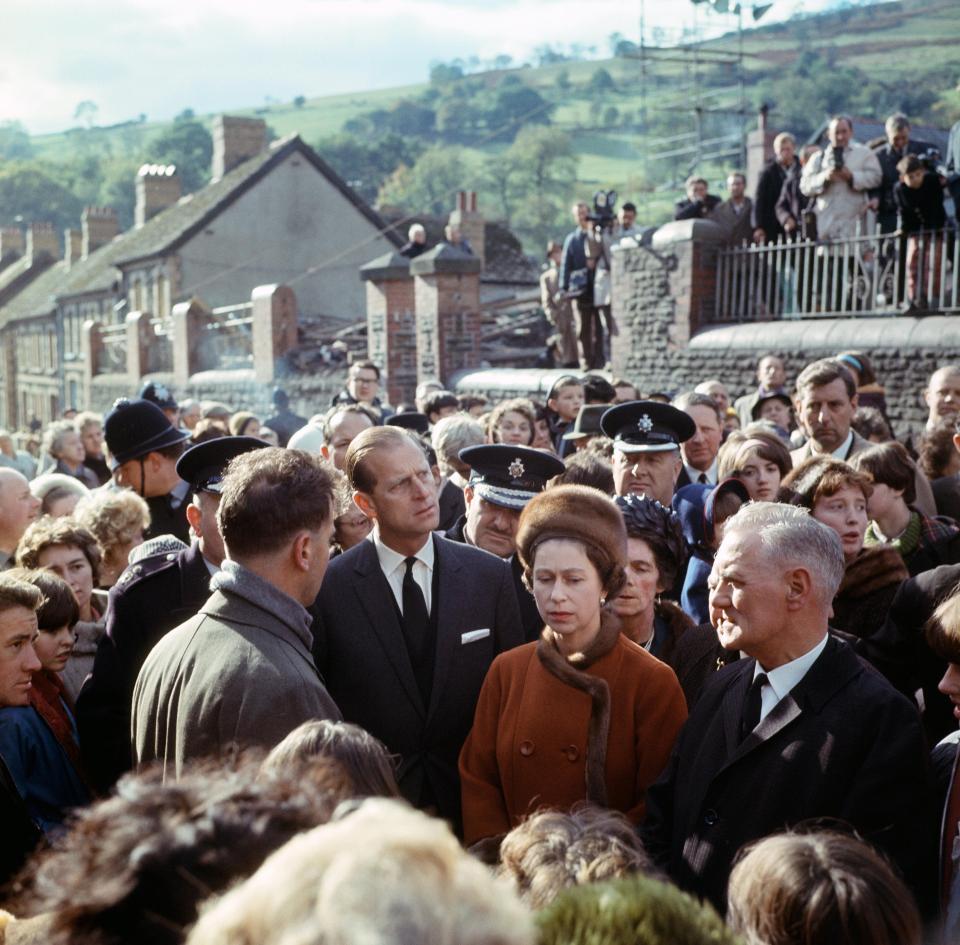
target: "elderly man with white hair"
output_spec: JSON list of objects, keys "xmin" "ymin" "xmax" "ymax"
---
[
  {"xmin": 643, "ymin": 502, "xmax": 934, "ymax": 915},
  {"xmin": 399, "ymin": 222, "xmax": 428, "ymax": 259}
]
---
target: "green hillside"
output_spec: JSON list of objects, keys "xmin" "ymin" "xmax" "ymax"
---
[{"xmin": 3, "ymin": 0, "xmax": 960, "ymax": 251}]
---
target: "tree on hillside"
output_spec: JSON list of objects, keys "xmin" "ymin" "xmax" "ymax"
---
[
  {"xmin": 0, "ymin": 122, "xmax": 33, "ymax": 161},
  {"xmin": 488, "ymin": 84, "xmax": 552, "ymax": 141},
  {"xmin": 430, "ymin": 62, "xmax": 464, "ymax": 85},
  {"xmin": 74, "ymin": 100, "xmax": 99, "ymax": 129},
  {"xmin": 149, "ymin": 116, "xmax": 213, "ymax": 192},
  {"xmin": 314, "ymin": 133, "xmax": 423, "ymax": 204},
  {"xmin": 588, "ymin": 68, "xmax": 616, "ymax": 94},
  {"xmin": 377, "ymin": 147, "xmax": 471, "ymax": 216},
  {"xmin": 484, "ymin": 127, "xmax": 578, "ymax": 247},
  {"xmin": 0, "ymin": 162, "xmax": 84, "ymax": 231}
]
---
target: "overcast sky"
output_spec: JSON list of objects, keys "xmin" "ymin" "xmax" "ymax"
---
[{"xmin": 3, "ymin": 0, "xmax": 841, "ymax": 135}]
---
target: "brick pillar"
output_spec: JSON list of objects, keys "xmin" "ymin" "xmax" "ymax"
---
[
  {"xmin": 411, "ymin": 244, "xmax": 483, "ymax": 388},
  {"xmin": 81, "ymin": 320, "xmax": 104, "ymax": 402},
  {"xmin": 171, "ymin": 297, "xmax": 210, "ymax": 386},
  {"xmin": 611, "ymin": 219, "xmax": 726, "ymax": 390},
  {"xmin": 251, "ymin": 284, "xmax": 298, "ymax": 384},
  {"xmin": 360, "ymin": 252, "xmax": 416, "ymax": 406},
  {"xmin": 125, "ymin": 310, "xmax": 153, "ymax": 383}
]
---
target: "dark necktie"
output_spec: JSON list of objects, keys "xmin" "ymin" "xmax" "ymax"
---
[
  {"xmin": 739, "ymin": 672, "xmax": 768, "ymax": 742},
  {"xmin": 401, "ymin": 557, "xmax": 432, "ymax": 702},
  {"xmin": 698, "ymin": 472, "xmax": 709, "ymax": 485}
]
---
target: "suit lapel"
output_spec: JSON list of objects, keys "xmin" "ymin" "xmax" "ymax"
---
[
  {"xmin": 721, "ymin": 662, "xmax": 755, "ymax": 758},
  {"xmin": 353, "ymin": 541, "xmax": 427, "ymax": 718},
  {"xmin": 426, "ymin": 536, "xmax": 463, "ymax": 721}
]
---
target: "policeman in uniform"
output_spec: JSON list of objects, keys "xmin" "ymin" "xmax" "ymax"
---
[
  {"xmin": 104, "ymin": 398, "xmax": 193, "ymax": 543},
  {"xmin": 139, "ymin": 380, "xmax": 180, "ymax": 427},
  {"xmin": 445, "ymin": 444, "xmax": 564, "ymax": 641},
  {"xmin": 601, "ymin": 401, "xmax": 696, "ymax": 505},
  {"xmin": 76, "ymin": 435, "xmax": 266, "ymax": 792}
]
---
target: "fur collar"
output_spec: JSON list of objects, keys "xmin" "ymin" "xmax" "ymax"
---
[
  {"xmin": 839, "ymin": 544, "xmax": 909, "ymax": 599},
  {"xmin": 536, "ymin": 610, "xmax": 622, "ymax": 807}
]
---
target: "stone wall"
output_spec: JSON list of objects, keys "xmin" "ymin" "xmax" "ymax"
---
[{"xmin": 611, "ymin": 235, "xmax": 960, "ymax": 440}]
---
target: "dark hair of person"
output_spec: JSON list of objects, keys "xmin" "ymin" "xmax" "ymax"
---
[
  {"xmin": 782, "ymin": 455, "xmax": 872, "ymax": 509},
  {"xmin": 14, "ymin": 764, "xmax": 340, "ymax": 945},
  {"xmin": 717, "ymin": 428, "xmax": 792, "ymax": 481},
  {"xmin": 547, "ymin": 375, "xmax": 583, "ymax": 401},
  {"xmin": 6, "ymin": 568, "xmax": 79, "ymax": 631},
  {"xmin": 189, "ymin": 420, "xmax": 227, "ymax": 444},
  {"xmin": 621, "ymin": 202, "xmax": 636, "ymax": 214},
  {"xmin": 551, "ymin": 451, "xmax": 614, "ymax": 495},
  {"xmin": 851, "ymin": 406, "xmax": 892, "ymax": 443},
  {"xmin": 345, "ymin": 426, "xmax": 418, "ymax": 494},
  {"xmin": 850, "ymin": 441, "xmax": 916, "ymax": 506},
  {"xmin": 423, "ymin": 391, "xmax": 459, "ymax": 419},
  {"xmin": 795, "ymin": 358, "xmax": 857, "ymax": 401},
  {"xmin": 16, "ymin": 519, "xmax": 102, "ymax": 587},
  {"xmin": 320, "ymin": 403, "xmax": 377, "ymax": 444},
  {"xmin": 836, "ymin": 350, "xmax": 877, "ymax": 386},
  {"xmin": 349, "ymin": 359, "xmax": 380, "ymax": 380},
  {"xmin": 261, "ymin": 720, "xmax": 400, "ymax": 799},
  {"xmin": 897, "ymin": 154, "xmax": 922, "ymax": 176},
  {"xmin": 217, "ymin": 448, "xmax": 336, "ymax": 559},
  {"xmin": 614, "ymin": 494, "xmax": 687, "ymax": 591},
  {"xmin": 927, "ymin": 587, "xmax": 960, "ymax": 664},
  {"xmin": 457, "ymin": 394, "xmax": 488, "ymax": 414},
  {"xmin": 155, "ymin": 440, "xmax": 187, "ymax": 462},
  {"xmin": 712, "ymin": 489, "xmax": 745, "ymax": 529},
  {"xmin": 918, "ymin": 418, "xmax": 957, "ymax": 480},
  {"xmin": 0, "ymin": 574, "xmax": 43, "ymax": 617},
  {"xmin": 585, "ymin": 436, "xmax": 614, "ymax": 460},
  {"xmin": 488, "ymin": 398, "xmax": 536, "ymax": 445},
  {"xmin": 582, "ymin": 374, "xmax": 616, "ymax": 405},
  {"xmin": 498, "ymin": 804, "xmax": 654, "ymax": 910},
  {"xmin": 727, "ymin": 830, "xmax": 922, "ymax": 945}
]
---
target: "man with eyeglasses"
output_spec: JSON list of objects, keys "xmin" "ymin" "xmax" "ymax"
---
[{"xmin": 331, "ymin": 360, "xmax": 394, "ymax": 424}]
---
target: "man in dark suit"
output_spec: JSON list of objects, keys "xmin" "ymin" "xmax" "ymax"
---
[
  {"xmin": 643, "ymin": 501, "xmax": 935, "ymax": 915},
  {"xmin": 752, "ymin": 133, "xmax": 799, "ymax": 245},
  {"xmin": 76, "ymin": 436, "xmax": 266, "ymax": 792},
  {"xmin": 314, "ymin": 427, "xmax": 523, "ymax": 831},
  {"xmin": 444, "ymin": 444, "xmax": 564, "ymax": 642}
]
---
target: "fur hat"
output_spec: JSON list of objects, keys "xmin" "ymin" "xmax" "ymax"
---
[{"xmin": 517, "ymin": 485, "xmax": 627, "ymax": 598}]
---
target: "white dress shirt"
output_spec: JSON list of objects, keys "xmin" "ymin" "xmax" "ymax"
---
[
  {"xmin": 684, "ymin": 458, "xmax": 718, "ymax": 486},
  {"xmin": 753, "ymin": 633, "xmax": 829, "ymax": 722},
  {"xmin": 373, "ymin": 529, "xmax": 434, "ymax": 616},
  {"xmin": 829, "ymin": 430, "xmax": 855, "ymax": 461}
]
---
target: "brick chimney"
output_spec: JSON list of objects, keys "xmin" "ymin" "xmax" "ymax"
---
[
  {"xmin": 448, "ymin": 190, "xmax": 485, "ymax": 268},
  {"xmin": 746, "ymin": 104, "xmax": 777, "ymax": 197},
  {"xmin": 0, "ymin": 227, "xmax": 25, "ymax": 265},
  {"xmin": 64, "ymin": 228, "xmax": 82, "ymax": 269},
  {"xmin": 212, "ymin": 115, "xmax": 268, "ymax": 179},
  {"xmin": 26, "ymin": 223, "xmax": 59, "ymax": 263},
  {"xmin": 81, "ymin": 207, "xmax": 120, "ymax": 259},
  {"xmin": 135, "ymin": 164, "xmax": 182, "ymax": 228}
]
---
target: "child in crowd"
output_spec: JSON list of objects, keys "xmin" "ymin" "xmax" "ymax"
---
[{"xmin": 546, "ymin": 375, "xmax": 584, "ymax": 458}]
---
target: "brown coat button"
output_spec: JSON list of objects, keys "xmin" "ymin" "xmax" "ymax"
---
[
  {"xmin": 564, "ymin": 745, "xmax": 579, "ymax": 762},
  {"xmin": 519, "ymin": 740, "xmax": 534, "ymax": 756}
]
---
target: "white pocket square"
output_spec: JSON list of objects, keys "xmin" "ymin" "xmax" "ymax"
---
[{"xmin": 461, "ymin": 628, "xmax": 491, "ymax": 644}]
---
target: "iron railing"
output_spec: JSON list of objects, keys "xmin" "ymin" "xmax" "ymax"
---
[
  {"xmin": 196, "ymin": 302, "xmax": 254, "ymax": 372},
  {"xmin": 714, "ymin": 225, "xmax": 958, "ymax": 321},
  {"xmin": 95, "ymin": 323, "xmax": 127, "ymax": 374}
]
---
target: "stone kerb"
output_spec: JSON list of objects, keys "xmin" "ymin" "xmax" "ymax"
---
[
  {"xmin": 251, "ymin": 284, "xmax": 297, "ymax": 385},
  {"xmin": 411, "ymin": 244, "xmax": 482, "ymax": 387},
  {"xmin": 361, "ymin": 251, "xmax": 417, "ymax": 406}
]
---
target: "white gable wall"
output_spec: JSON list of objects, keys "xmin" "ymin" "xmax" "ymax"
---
[{"xmin": 175, "ymin": 151, "xmax": 397, "ymax": 319}]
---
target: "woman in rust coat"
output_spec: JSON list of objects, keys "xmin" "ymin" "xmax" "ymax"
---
[{"xmin": 459, "ymin": 485, "xmax": 687, "ymax": 848}]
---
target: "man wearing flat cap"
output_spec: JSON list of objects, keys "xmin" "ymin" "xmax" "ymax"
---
[
  {"xmin": 76, "ymin": 435, "xmax": 266, "ymax": 792},
  {"xmin": 104, "ymin": 398, "xmax": 192, "ymax": 544},
  {"xmin": 601, "ymin": 401, "xmax": 696, "ymax": 506},
  {"xmin": 446, "ymin": 444, "xmax": 565, "ymax": 641}
]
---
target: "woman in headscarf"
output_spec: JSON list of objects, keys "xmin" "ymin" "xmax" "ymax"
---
[{"xmin": 459, "ymin": 485, "xmax": 687, "ymax": 849}]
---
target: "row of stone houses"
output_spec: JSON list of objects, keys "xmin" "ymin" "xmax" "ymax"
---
[{"xmin": 0, "ymin": 114, "xmax": 538, "ymax": 429}]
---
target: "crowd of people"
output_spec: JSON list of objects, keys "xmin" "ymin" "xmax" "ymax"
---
[{"xmin": 3, "ymin": 347, "xmax": 960, "ymax": 944}]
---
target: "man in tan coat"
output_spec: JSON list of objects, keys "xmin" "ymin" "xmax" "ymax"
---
[{"xmin": 540, "ymin": 241, "xmax": 578, "ymax": 368}]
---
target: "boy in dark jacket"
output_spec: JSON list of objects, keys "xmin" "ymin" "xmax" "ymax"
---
[{"xmin": 895, "ymin": 154, "xmax": 947, "ymax": 306}]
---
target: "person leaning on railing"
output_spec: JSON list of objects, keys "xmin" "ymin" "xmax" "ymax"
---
[{"xmin": 894, "ymin": 153, "xmax": 948, "ymax": 311}]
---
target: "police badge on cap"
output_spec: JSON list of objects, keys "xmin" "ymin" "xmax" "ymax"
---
[
  {"xmin": 600, "ymin": 401, "xmax": 696, "ymax": 453},
  {"xmin": 458, "ymin": 445, "xmax": 565, "ymax": 511}
]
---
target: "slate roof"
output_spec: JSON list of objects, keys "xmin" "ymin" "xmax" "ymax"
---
[
  {"xmin": 114, "ymin": 133, "xmax": 400, "ymax": 266},
  {"xmin": 1, "ymin": 261, "xmax": 66, "ymax": 324}
]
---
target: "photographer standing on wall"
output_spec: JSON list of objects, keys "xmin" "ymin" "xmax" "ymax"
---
[{"xmin": 560, "ymin": 201, "xmax": 604, "ymax": 370}]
